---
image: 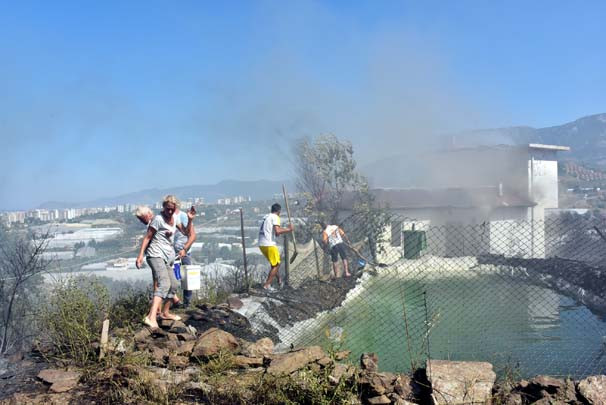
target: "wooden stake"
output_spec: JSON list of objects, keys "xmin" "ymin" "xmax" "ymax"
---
[{"xmin": 99, "ymin": 319, "xmax": 110, "ymax": 360}]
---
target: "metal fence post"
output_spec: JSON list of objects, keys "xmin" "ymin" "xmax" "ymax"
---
[
  {"xmin": 239, "ymin": 208, "xmax": 249, "ymax": 293},
  {"xmin": 284, "ymin": 234, "xmax": 290, "ymax": 286},
  {"xmin": 313, "ymin": 238, "xmax": 321, "ymax": 279}
]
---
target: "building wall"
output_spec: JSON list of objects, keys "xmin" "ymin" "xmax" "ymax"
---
[{"xmin": 351, "ymin": 206, "xmax": 534, "ymax": 262}]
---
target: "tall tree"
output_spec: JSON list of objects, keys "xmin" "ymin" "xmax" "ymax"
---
[{"xmin": 293, "ymin": 134, "xmax": 366, "ymax": 222}]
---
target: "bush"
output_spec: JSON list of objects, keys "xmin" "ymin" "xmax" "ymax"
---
[
  {"xmin": 109, "ymin": 288, "xmax": 151, "ymax": 330},
  {"xmin": 41, "ymin": 277, "xmax": 110, "ymax": 366}
]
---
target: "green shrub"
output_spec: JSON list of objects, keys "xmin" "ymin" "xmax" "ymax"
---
[
  {"xmin": 109, "ymin": 288, "xmax": 151, "ymax": 329},
  {"xmin": 249, "ymin": 367, "xmax": 358, "ymax": 405},
  {"xmin": 41, "ymin": 276, "xmax": 110, "ymax": 366}
]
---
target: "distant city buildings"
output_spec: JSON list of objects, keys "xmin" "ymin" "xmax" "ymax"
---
[
  {"xmin": 216, "ymin": 196, "xmax": 251, "ymax": 205},
  {"xmin": 1, "ymin": 195, "xmax": 215, "ymax": 227}
]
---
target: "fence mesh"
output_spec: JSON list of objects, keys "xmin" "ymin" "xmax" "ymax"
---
[{"xmin": 254, "ymin": 212, "xmax": 606, "ymax": 379}]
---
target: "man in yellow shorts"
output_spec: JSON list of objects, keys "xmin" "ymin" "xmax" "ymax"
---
[{"xmin": 259, "ymin": 203, "xmax": 294, "ymax": 291}]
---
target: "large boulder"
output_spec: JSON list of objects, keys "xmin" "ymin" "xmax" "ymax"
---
[
  {"xmin": 578, "ymin": 375, "xmax": 606, "ymax": 405},
  {"xmin": 266, "ymin": 346, "xmax": 326, "ymax": 376},
  {"xmin": 426, "ymin": 360, "xmax": 496, "ymax": 405},
  {"xmin": 191, "ymin": 327, "xmax": 239, "ymax": 358}
]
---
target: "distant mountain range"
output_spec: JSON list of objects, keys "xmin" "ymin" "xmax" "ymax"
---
[
  {"xmin": 363, "ymin": 113, "xmax": 606, "ymax": 188},
  {"xmin": 461, "ymin": 112, "xmax": 606, "ymax": 166},
  {"xmin": 38, "ymin": 179, "xmax": 292, "ymax": 209}
]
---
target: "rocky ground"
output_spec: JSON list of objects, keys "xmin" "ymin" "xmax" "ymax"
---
[
  {"xmin": 1, "ymin": 299, "xmax": 605, "ymax": 404},
  {"xmin": 257, "ymin": 275, "xmax": 359, "ymax": 326}
]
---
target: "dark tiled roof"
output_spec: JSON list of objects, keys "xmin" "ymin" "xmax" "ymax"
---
[{"xmin": 340, "ymin": 187, "xmax": 535, "ymax": 210}]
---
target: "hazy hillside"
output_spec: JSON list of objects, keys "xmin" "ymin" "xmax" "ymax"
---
[{"xmin": 38, "ymin": 179, "xmax": 292, "ymax": 209}]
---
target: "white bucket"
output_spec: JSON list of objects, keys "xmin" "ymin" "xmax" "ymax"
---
[{"xmin": 181, "ymin": 264, "xmax": 201, "ymax": 291}]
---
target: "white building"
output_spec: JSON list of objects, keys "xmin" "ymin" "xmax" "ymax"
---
[{"xmin": 340, "ymin": 144, "xmax": 570, "ymax": 259}]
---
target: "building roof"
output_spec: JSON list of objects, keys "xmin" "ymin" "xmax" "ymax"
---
[
  {"xmin": 528, "ymin": 143, "xmax": 570, "ymax": 151},
  {"xmin": 340, "ymin": 187, "xmax": 536, "ymax": 210},
  {"xmin": 441, "ymin": 143, "xmax": 570, "ymax": 153}
]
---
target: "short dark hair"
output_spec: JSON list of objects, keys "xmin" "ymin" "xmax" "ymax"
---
[
  {"xmin": 271, "ymin": 203, "xmax": 281, "ymax": 213},
  {"xmin": 319, "ymin": 221, "xmax": 327, "ymax": 229}
]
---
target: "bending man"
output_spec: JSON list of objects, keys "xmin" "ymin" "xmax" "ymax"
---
[{"xmin": 321, "ymin": 221, "xmax": 351, "ymax": 278}]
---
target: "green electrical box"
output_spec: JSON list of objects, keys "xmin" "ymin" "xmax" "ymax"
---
[{"xmin": 403, "ymin": 230, "xmax": 427, "ymax": 259}]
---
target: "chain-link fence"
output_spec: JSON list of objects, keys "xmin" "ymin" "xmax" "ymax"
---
[{"xmin": 253, "ymin": 212, "xmax": 606, "ymax": 379}]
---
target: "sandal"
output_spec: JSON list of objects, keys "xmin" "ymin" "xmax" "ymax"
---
[
  {"xmin": 159, "ymin": 314, "xmax": 182, "ymax": 321},
  {"xmin": 142, "ymin": 316, "xmax": 158, "ymax": 329}
]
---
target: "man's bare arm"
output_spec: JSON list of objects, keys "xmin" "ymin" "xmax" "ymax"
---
[{"xmin": 274, "ymin": 223, "xmax": 294, "ymax": 236}]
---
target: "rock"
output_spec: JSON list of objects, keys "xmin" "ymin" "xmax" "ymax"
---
[
  {"xmin": 213, "ymin": 309, "xmax": 231, "ymax": 318},
  {"xmin": 266, "ymin": 346, "xmax": 326, "ymax": 376},
  {"xmin": 192, "ymin": 327, "xmax": 239, "ymax": 358},
  {"xmin": 150, "ymin": 347, "xmax": 168, "ymax": 365},
  {"xmin": 159, "ymin": 318, "xmax": 175, "ymax": 329},
  {"xmin": 531, "ymin": 398, "xmax": 558, "ymax": 405},
  {"xmin": 426, "ymin": 360, "xmax": 496, "ymax": 405},
  {"xmin": 578, "ymin": 375, "xmax": 606, "ymax": 405},
  {"xmin": 37, "ymin": 369, "xmax": 81, "ymax": 393},
  {"xmin": 233, "ymin": 355, "xmax": 264, "ymax": 368},
  {"xmin": 389, "ymin": 394, "xmax": 417, "ymax": 405},
  {"xmin": 318, "ymin": 356, "xmax": 332, "ymax": 367},
  {"xmin": 175, "ymin": 340, "xmax": 196, "ymax": 356},
  {"xmin": 329, "ymin": 363, "xmax": 356, "ymax": 384},
  {"xmin": 367, "ymin": 394, "xmax": 391, "ymax": 404},
  {"xmin": 49, "ymin": 379, "xmax": 79, "ymax": 393},
  {"xmin": 335, "ymin": 350, "xmax": 351, "ymax": 361},
  {"xmin": 360, "ymin": 372, "xmax": 396, "ymax": 396},
  {"xmin": 503, "ymin": 392, "xmax": 523, "ymax": 405},
  {"xmin": 134, "ymin": 328, "xmax": 152, "ymax": 343},
  {"xmin": 393, "ymin": 375, "xmax": 413, "ymax": 398},
  {"xmin": 244, "ymin": 337, "xmax": 274, "ymax": 357},
  {"xmin": 149, "ymin": 328, "xmax": 168, "ymax": 338},
  {"xmin": 177, "ymin": 332, "xmax": 196, "ymax": 342},
  {"xmin": 184, "ymin": 381, "xmax": 212, "ymax": 397},
  {"xmin": 562, "ymin": 379, "xmax": 579, "ymax": 402},
  {"xmin": 361, "ymin": 353, "xmax": 379, "ymax": 372},
  {"xmin": 227, "ymin": 296, "xmax": 243, "ymax": 309},
  {"xmin": 168, "ymin": 355, "xmax": 190, "ymax": 369},
  {"xmin": 519, "ymin": 376, "xmax": 578, "ymax": 403},
  {"xmin": 529, "ymin": 375, "xmax": 565, "ymax": 394},
  {"xmin": 169, "ymin": 320, "xmax": 189, "ymax": 334},
  {"xmin": 191, "ymin": 311, "xmax": 208, "ymax": 321}
]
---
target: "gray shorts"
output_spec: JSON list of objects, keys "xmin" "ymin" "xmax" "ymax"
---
[{"xmin": 147, "ymin": 257, "xmax": 179, "ymax": 299}]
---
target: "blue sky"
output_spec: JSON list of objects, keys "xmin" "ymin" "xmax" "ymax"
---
[{"xmin": 1, "ymin": 1, "xmax": 605, "ymax": 210}]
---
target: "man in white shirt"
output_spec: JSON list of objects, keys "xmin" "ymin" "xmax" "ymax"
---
[{"xmin": 259, "ymin": 203, "xmax": 294, "ymax": 291}]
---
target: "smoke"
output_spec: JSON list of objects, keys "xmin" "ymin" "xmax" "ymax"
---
[
  {"xmin": 1, "ymin": 1, "xmax": 512, "ymax": 209},
  {"xmin": 191, "ymin": 1, "xmax": 502, "ymax": 187}
]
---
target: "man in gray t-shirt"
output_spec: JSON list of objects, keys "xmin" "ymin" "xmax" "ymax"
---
[{"xmin": 173, "ymin": 207, "xmax": 196, "ymax": 306}]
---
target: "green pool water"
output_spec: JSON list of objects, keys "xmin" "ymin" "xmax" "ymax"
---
[{"xmin": 290, "ymin": 274, "xmax": 606, "ymax": 378}]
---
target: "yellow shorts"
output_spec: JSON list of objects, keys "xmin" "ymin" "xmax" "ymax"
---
[{"xmin": 259, "ymin": 246, "xmax": 281, "ymax": 267}]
